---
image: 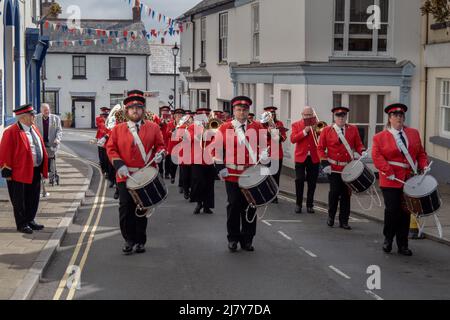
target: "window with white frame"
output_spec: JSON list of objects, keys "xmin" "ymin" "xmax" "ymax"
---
[
  {"xmin": 334, "ymin": 0, "xmax": 389, "ymax": 54},
  {"xmin": 281, "ymin": 90, "xmax": 292, "ymax": 156},
  {"xmin": 333, "ymin": 92, "xmax": 386, "ymax": 147},
  {"xmin": 441, "ymin": 80, "xmax": 450, "ymax": 137},
  {"xmin": 190, "ymin": 90, "xmax": 198, "ymax": 109},
  {"xmin": 219, "ymin": 13, "xmax": 228, "ymax": 62},
  {"xmin": 252, "ymin": 3, "xmax": 260, "ymax": 61},
  {"xmin": 201, "ymin": 17, "xmax": 207, "ymax": 64},
  {"xmin": 199, "ymin": 90, "xmax": 208, "ymax": 108}
]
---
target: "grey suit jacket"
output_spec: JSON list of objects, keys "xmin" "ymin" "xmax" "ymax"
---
[{"xmin": 35, "ymin": 114, "xmax": 63, "ymax": 157}]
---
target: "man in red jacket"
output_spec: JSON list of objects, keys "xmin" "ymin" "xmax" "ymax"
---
[
  {"xmin": 159, "ymin": 105, "xmax": 172, "ymax": 179},
  {"xmin": 106, "ymin": 93, "xmax": 166, "ymax": 255},
  {"xmin": 0, "ymin": 104, "xmax": 49, "ymax": 234},
  {"xmin": 95, "ymin": 107, "xmax": 110, "ymax": 176},
  {"xmin": 165, "ymin": 108, "xmax": 184, "ymax": 185},
  {"xmin": 290, "ymin": 106, "xmax": 320, "ymax": 214},
  {"xmin": 318, "ymin": 106, "xmax": 365, "ymax": 230},
  {"xmin": 215, "ymin": 96, "xmax": 270, "ymax": 252},
  {"xmin": 261, "ymin": 106, "xmax": 287, "ymax": 204},
  {"xmin": 372, "ymin": 103, "xmax": 428, "ymax": 256}
]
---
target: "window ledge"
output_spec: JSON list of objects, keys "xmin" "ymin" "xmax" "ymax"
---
[
  {"xmin": 108, "ymin": 78, "xmax": 128, "ymax": 81},
  {"xmin": 72, "ymin": 77, "xmax": 87, "ymax": 80},
  {"xmin": 217, "ymin": 61, "xmax": 228, "ymax": 66},
  {"xmin": 430, "ymin": 136, "xmax": 450, "ymax": 149},
  {"xmin": 430, "ymin": 22, "xmax": 450, "ymax": 30},
  {"xmin": 250, "ymin": 60, "xmax": 260, "ymax": 64}
]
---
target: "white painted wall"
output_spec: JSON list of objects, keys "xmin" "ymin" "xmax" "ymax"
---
[{"xmin": 45, "ymin": 53, "xmax": 148, "ymax": 127}]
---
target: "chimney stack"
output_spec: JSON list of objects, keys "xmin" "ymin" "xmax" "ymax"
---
[{"xmin": 133, "ymin": 0, "xmax": 141, "ymax": 22}]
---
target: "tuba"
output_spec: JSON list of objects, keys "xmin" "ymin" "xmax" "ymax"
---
[{"xmin": 105, "ymin": 103, "xmax": 157, "ymax": 130}]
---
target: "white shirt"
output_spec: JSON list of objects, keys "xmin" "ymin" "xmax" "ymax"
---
[
  {"xmin": 21, "ymin": 123, "xmax": 44, "ymax": 167},
  {"xmin": 389, "ymin": 127, "xmax": 408, "ymax": 149}
]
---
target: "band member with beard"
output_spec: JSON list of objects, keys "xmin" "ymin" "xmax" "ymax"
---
[{"xmin": 106, "ymin": 93, "xmax": 166, "ymax": 254}]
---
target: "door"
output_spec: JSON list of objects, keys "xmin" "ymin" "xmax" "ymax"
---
[{"xmin": 74, "ymin": 100, "xmax": 92, "ymax": 128}]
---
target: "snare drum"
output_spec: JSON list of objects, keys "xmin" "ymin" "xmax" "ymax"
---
[
  {"xmin": 341, "ymin": 160, "xmax": 375, "ymax": 193},
  {"xmin": 126, "ymin": 166, "xmax": 168, "ymax": 212},
  {"xmin": 403, "ymin": 175, "xmax": 441, "ymax": 217},
  {"xmin": 238, "ymin": 165, "xmax": 279, "ymax": 207}
]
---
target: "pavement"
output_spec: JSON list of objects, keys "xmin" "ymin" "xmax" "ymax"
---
[
  {"xmin": 279, "ymin": 167, "xmax": 450, "ymax": 245},
  {"xmin": 0, "ymin": 152, "xmax": 92, "ymax": 300}
]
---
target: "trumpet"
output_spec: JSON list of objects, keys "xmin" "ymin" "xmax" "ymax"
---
[
  {"xmin": 260, "ymin": 111, "xmax": 276, "ymax": 128},
  {"xmin": 206, "ymin": 116, "xmax": 223, "ymax": 131},
  {"xmin": 176, "ymin": 115, "xmax": 192, "ymax": 129}
]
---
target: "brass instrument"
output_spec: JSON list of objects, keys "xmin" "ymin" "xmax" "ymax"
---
[
  {"xmin": 260, "ymin": 111, "xmax": 276, "ymax": 129},
  {"xmin": 309, "ymin": 109, "xmax": 327, "ymax": 146},
  {"xmin": 206, "ymin": 116, "xmax": 223, "ymax": 131},
  {"xmin": 105, "ymin": 103, "xmax": 157, "ymax": 130},
  {"xmin": 176, "ymin": 115, "xmax": 192, "ymax": 129}
]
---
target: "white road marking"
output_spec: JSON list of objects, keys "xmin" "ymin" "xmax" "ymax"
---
[
  {"xmin": 265, "ymin": 220, "xmax": 302, "ymax": 223},
  {"xmin": 278, "ymin": 231, "xmax": 292, "ymax": 241},
  {"xmin": 365, "ymin": 290, "xmax": 384, "ymax": 300},
  {"xmin": 300, "ymin": 247, "xmax": 318, "ymax": 258},
  {"xmin": 262, "ymin": 220, "xmax": 272, "ymax": 226},
  {"xmin": 329, "ymin": 265, "xmax": 351, "ymax": 279}
]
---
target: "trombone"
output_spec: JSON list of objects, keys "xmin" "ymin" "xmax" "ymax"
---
[{"xmin": 306, "ymin": 109, "xmax": 327, "ymax": 147}]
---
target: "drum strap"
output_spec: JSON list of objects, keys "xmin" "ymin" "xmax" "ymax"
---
[
  {"xmin": 127, "ymin": 121, "xmax": 153, "ymax": 164},
  {"xmin": 391, "ymin": 131, "xmax": 418, "ymax": 175},
  {"xmin": 333, "ymin": 124, "xmax": 354, "ymax": 160},
  {"xmin": 232, "ymin": 120, "xmax": 257, "ymax": 164}
]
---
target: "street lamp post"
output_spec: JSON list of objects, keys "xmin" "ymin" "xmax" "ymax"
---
[{"xmin": 172, "ymin": 42, "xmax": 179, "ymax": 110}]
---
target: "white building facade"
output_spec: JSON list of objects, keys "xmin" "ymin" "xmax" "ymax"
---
[{"xmin": 179, "ymin": 0, "xmax": 423, "ymax": 169}]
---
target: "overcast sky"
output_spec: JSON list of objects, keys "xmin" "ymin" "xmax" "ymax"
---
[{"xmin": 57, "ymin": 0, "xmax": 201, "ymax": 43}]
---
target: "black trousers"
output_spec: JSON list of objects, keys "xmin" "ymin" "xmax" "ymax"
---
[
  {"xmin": 225, "ymin": 181, "xmax": 257, "ymax": 244},
  {"xmin": 7, "ymin": 166, "xmax": 42, "ymax": 229},
  {"xmin": 98, "ymin": 147, "xmax": 108, "ymax": 174},
  {"xmin": 179, "ymin": 165, "xmax": 192, "ymax": 193},
  {"xmin": 165, "ymin": 156, "xmax": 178, "ymax": 180},
  {"xmin": 190, "ymin": 165, "xmax": 215, "ymax": 208},
  {"xmin": 273, "ymin": 158, "xmax": 283, "ymax": 189},
  {"xmin": 295, "ymin": 157, "xmax": 320, "ymax": 208},
  {"xmin": 107, "ymin": 158, "xmax": 116, "ymax": 185},
  {"xmin": 328, "ymin": 172, "xmax": 351, "ymax": 225},
  {"xmin": 382, "ymin": 188, "xmax": 410, "ymax": 249},
  {"xmin": 117, "ymin": 182, "xmax": 148, "ymax": 245}
]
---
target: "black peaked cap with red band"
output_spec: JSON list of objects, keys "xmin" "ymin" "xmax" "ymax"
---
[
  {"xmin": 174, "ymin": 108, "xmax": 185, "ymax": 115},
  {"xmin": 231, "ymin": 96, "xmax": 252, "ymax": 109},
  {"xmin": 123, "ymin": 95, "xmax": 146, "ymax": 108},
  {"xmin": 385, "ymin": 103, "xmax": 408, "ymax": 114},
  {"xmin": 127, "ymin": 90, "xmax": 144, "ymax": 98},
  {"xmin": 13, "ymin": 104, "xmax": 36, "ymax": 115},
  {"xmin": 196, "ymin": 108, "xmax": 211, "ymax": 115},
  {"xmin": 331, "ymin": 106, "xmax": 350, "ymax": 114},
  {"xmin": 264, "ymin": 106, "xmax": 278, "ymax": 112}
]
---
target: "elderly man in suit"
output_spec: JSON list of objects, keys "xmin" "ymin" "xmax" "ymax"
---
[{"xmin": 35, "ymin": 103, "xmax": 63, "ymax": 185}]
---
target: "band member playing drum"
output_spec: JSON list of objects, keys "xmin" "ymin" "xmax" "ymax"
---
[
  {"xmin": 318, "ymin": 107, "xmax": 365, "ymax": 230},
  {"xmin": 261, "ymin": 106, "xmax": 287, "ymax": 204},
  {"xmin": 291, "ymin": 106, "xmax": 320, "ymax": 214},
  {"xmin": 372, "ymin": 103, "xmax": 428, "ymax": 256},
  {"xmin": 215, "ymin": 96, "xmax": 270, "ymax": 252},
  {"xmin": 106, "ymin": 92, "xmax": 166, "ymax": 255},
  {"xmin": 189, "ymin": 108, "xmax": 216, "ymax": 214}
]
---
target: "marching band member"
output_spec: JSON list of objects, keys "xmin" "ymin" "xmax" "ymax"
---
[
  {"xmin": 159, "ymin": 106, "xmax": 172, "ymax": 180},
  {"xmin": 261, "ymin": 106, "xmax": 287, "ymax": 204},
  {"xmin": 215, "ymin": 96, "xmax": 270, "ymax": 252},
  {"xmin": 290, "ymin": 106, "xmax": 320, "ymax": 214},
  {"xmin": 165, "ymin": 108, "xmax": 185, "ymax": 185},
  {"xmin": 189, "ymin": 108, "xmax": 216, "ymax": 214},
  {"xmin": 318, "ymin": 106, "xmax": 365, "ymax": 230},
  {"xmin": 248, "ymin": 113, "xmax": 255, "ymax": 122},
  {"xmin": 178, "ymin": 110, "xmax": 193, "ymax": 199},
  {"xmin": 96, "ymin": 107, "xmax": 110, "ymax": 177},
  {"xmin": 372, "ymin": 103, "xmax": 428, "ymax": 256},
  {"xmin": 0, "ymin": 104, "xmax": 48, "ymax": 234},
  {"xmin": 106, "ymin": 93, "xmax": 166, "ymax": 255}
]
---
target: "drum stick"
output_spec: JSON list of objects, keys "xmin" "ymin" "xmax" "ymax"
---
[
  {"xmin": 127, "ymin": 174, "xmax": 140, "ymax": 184},
  {"xmin": 228, "ymin": 174, "xmax": 251, "ymax": 178},
  {"xmin": 381, "ymin": 172, "xmax": 406, "ymax": 185},
  {"xmin": 418, "ymin": 161, "xmax": 433, "ymax": 185}
]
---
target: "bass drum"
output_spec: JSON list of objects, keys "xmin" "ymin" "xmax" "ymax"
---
[
  {"xmin": 403, "ymin": 175, "xmax": 441, "ymax": 217},
  {"xmin": 238, "ymin": 165, "xmax": 279, "ymax": 207},
  {"xmin": 126, "ymin": 166, "xmax": 168, "ymax": 215}
]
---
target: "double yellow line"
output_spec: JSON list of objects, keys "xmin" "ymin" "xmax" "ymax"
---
[{"xmin": 53, "ymin": 155, "xmax": 109, "ymax": 300}]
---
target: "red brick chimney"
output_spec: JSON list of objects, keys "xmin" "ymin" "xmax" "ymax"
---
[{"xmin": 133, "ymin": 0, "xmax": 141, "ymax": 22}]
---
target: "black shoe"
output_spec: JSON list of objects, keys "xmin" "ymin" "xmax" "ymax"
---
[
  {"xmin": 122, "ymin": 241, "xmax": 134, "ymax": 255},
  {"xmin": 398, "ymin": 247, "xmax": 413, "ymax": 256},
  {"xmin": 272, "ymin": 197, "xmax": 278, "ymax": 204},
  {"xmin": 307, "ymin": 207, "xmax": 315, "ymax": 214},
  {"xmin": 228, "ymin": 241, "xmax": 238, "ymax": 252},
  {"xmin": 113, "ymin": 188, "xmax": 120, "ymax": 200},
  {"xmin": 28, "ymin": 221, "xmax": 44, "ymax": 231},
  {"xmin": 340, "ymin": 224, "xmax": 352, "ymax": 230},
  {"xmin": 18, "ymin": 226, "xmax": 33, "ymax": 234},
  {"xmin": 203, "ymin": 208, "xmax": 213, "ymax": 214},
  {"xmin": 382, "ymin": 239, "xmax": 393, "ymax": 253},
  {"xmin": 109, "ymin": 181, "xmax": 115, "ymax": 188},
  {"xmin": 193, "ymin": 203, "xmax": 203, "ymax": 214},
  {"xmin": 327, "ymin": 218, "xmax": 335, "ymax": 227},
  {"xmin": 295, "ymin": 206, "xmax": 302, "ymax": 214},
  {"xmin": 171, "ymin": 178, "xmax": 175, "ymax": 184},
  {"xmin": 241, "ymin": 243, "xmax": 254, "ymax": 252},
  {"xmin": 184, "ymin": 192, "xmax": 190, "ymax": 200},
  {"xmin": 178, "ymin": 187, "xmax": 184, "ymax": 194},
  {"xmin": 135, "ymin": 244, "xmax": 146, "ymax": 254}
]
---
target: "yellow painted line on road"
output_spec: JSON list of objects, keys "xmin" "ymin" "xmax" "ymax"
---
[
  {"xmin": 52, "ymin": 160, "xmax": 105, "ymax": 300},
  {"xmin": 66, "ymin": 172, "xmax": 108, "ymax": 300}
]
